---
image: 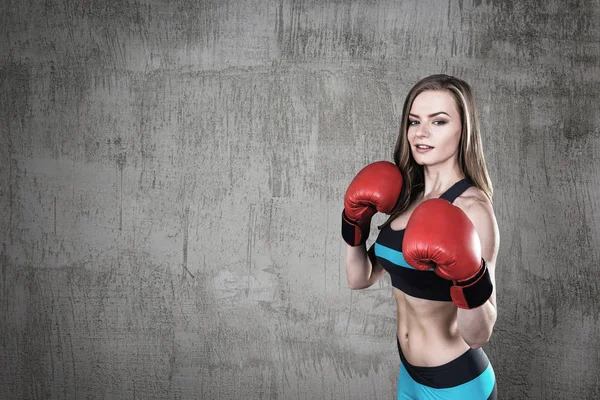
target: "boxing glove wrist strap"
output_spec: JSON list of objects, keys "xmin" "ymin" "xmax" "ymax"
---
[
  {"xmin": 450, "ymin": 260, "xmax": 493, "ymax": 309},
  {"xmin": 341, "ymin": 210, "xmax": 370, "ymax": 247}
]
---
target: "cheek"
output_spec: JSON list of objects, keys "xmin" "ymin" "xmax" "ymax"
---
[
  {"xmin": 433, "ymin": 128, "xmax": 461, "ymax": 156},
  {"xmin": 441, "ymin": 126, "xmax": 461, "ymax": 146}
]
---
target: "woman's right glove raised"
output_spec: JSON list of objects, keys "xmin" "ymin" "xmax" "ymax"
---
[{"xmin": 341, "ymin": 161, "xmax": 403, "ymax": 247}]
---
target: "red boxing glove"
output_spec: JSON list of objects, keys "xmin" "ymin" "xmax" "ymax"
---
[
  {"xmin": 402, "ymin": 198, "xmax": 493, "ymax": 309},
  {"xmin": 342, "ymin": 161, "xmax": 403, "ymax": 246}
]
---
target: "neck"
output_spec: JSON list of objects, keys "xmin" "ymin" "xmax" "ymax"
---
[{"xmin": 421, "ymin": 158, "xmax": 464, "ymax": 198}]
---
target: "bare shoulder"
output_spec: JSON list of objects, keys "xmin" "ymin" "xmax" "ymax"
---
[
  {"xmin": 454, "ymin": 186, "xmax": 494, "ymax": 217},
  {"xmin": 454, "ymin": 186, "xmax": 499, "ymax": 261}
]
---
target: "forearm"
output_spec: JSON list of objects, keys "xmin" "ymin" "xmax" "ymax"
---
[
  {"xmin": 457, "ymin": 300, "xmax": 497, "ymax": 348},
  {"xmin": 345, "ymin": 244, "xmax": 382, "ymax": 289}
]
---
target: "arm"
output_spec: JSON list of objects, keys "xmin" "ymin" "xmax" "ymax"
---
[
  {"xmin": 345, "ymin": 244, "xmax": 386, "ymax": 290},
  {"xmin": 456, "ymin": 200, "xmax": 500, "ymax": 348},
  {"xmin": 340, "ymin": 161, "xmax": 402, "ymax": 289}
]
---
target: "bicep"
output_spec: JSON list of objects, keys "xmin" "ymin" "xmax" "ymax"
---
[
  {"xmin": 346, "ymin": 244, "xmax": 385, "ymax": 289},
  {"xmin": 367, "ymin": 245, "xmax": 387, "ymax": 285},
  {"xmin": 463, "ymin": 200, "xmax": 499, "ymax": 262}
]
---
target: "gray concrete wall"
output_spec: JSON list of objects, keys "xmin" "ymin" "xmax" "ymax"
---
[{"xmin": 1, "ymin": 0, "xmax": 599, "ymax": 398}]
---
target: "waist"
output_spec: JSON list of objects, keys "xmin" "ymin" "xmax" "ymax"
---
[
  {"xmin": 396, "ymin": 337, "xmax": 493, "ymax": 389},
  {"xmin": 395, "ymin": 289, "xmax": 469, "ymax": 366}
]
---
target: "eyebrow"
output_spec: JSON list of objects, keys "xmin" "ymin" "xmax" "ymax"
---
[{"xmin": 409, "ymin": 112, "xmax": 450, "ymax": 118}]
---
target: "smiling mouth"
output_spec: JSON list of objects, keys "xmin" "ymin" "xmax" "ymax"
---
[{"xmin": 415, "ymin": 145, "xmax": 434, "ymax": 149}]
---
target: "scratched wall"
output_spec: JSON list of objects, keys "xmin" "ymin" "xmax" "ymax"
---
[{"xmin": 1, "ymin": 0, "xmax": 599, "ymax": 399}]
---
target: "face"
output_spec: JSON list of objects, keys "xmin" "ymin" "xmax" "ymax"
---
[{"xmin": 407, "ymin": 90, "xmax": 462, "ymax": 167}]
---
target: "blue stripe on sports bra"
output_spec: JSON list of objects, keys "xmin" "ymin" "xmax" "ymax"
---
[{"xmin": 374, "ymin": 242, "xmax": 434, "ymax": 271}]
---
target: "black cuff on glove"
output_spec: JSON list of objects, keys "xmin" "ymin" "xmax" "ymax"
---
[
  {"xmin": 450, "ymin": 260, "xmax": 494, "ymax": 309},
  {"xmin": 341, "ymin": 210, "xmax": 370, "ymax": 247}
]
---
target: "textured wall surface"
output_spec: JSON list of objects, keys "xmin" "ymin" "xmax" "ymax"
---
[{"xmin": 1, "ymin": 0, "xmax": 599, "ymax": 399}]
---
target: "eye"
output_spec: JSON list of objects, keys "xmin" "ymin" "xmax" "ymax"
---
[
  {"xmin": 408, "ymin": 120, "xmax": 419, "ymax": 126},
  {"xmin": 433, "ymin": 120, "xmax": 447, "ymax": 125}
]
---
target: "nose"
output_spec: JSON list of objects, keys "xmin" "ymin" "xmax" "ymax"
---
[{"xmin": 414, "ymin": 123, "xmax": 430, "ymax": 138}]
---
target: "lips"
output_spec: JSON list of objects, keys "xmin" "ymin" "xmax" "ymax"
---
[{"xmin": 414, "ymin": 144, "xmax": 434, "ymax": 154}]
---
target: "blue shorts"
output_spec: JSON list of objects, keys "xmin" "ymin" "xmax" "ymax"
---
[{"xmin": 396, "ymin": 339, "xmax": 497, "ymax": 400}]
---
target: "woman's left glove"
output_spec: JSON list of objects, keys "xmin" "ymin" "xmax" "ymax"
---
[{"xmin": 402, "ymin": 198, "xmax": 493, "ymax": 309}]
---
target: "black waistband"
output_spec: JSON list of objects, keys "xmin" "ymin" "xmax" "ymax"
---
[{"xmin": 397, "ymin": 338, "xmax": 489, "ymax": 389}]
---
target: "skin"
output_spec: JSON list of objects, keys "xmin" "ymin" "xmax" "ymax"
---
[{"xmin": 345, "ymin": 90, "xmax": 499, "ymax": 367}]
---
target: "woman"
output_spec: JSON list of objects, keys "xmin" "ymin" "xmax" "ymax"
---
[{"xmin": 341, "ymin": 74, "xmax": 499, "ymax": 399}]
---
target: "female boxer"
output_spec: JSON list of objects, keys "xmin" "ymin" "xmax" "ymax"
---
[{"xmin": 342, "ymin": 74, "xmax": 499, "ymax": 399}]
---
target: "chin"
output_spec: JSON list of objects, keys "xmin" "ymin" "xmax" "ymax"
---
[
  {"xmin": 412, "ymin": 154, "xmax": 433, "ymax": 166},
  {"xmin": 412, "ymin": 151, "xmax": 449, "ymax": 167}
]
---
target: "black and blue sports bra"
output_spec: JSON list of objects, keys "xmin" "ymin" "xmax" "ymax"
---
[{"xmin": 370, "ymin": 178, "xmax": 474, "ymax": 301}]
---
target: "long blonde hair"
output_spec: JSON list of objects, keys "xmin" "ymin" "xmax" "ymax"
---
[{"xmin": 381, "ymin": 74, "xmax": 493, "ymax": 229}]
